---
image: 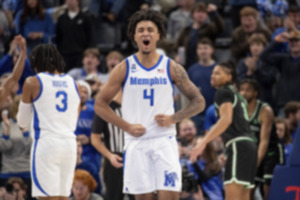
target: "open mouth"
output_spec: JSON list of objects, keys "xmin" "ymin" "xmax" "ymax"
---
[{"xmin": 143, "ymin": 40, "xmax": 150, "ymax": 46}]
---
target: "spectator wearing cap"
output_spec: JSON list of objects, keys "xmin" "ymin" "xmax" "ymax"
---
[
  {"xmin": 68, "ymin": 48, "xmax": 104, "ymax": 82},
  {"xmin": 176, "ymin": 2, "xmax": 224, "ymax": 69},
  {"xmin": 71, "ymin": 170, "xmax": 103, "ymax": 200},
  {"xmin": 237, "ymin": 33, "xmax": 277, "ymax": 107},
  {"xmin": 56, "ymin": 0, "xmax": 94, "ymax": 72},
  {"xmin": 231, "ymin": 6, "xmax": 271, "ymax": 62},
  {"xmin": 260, "ymin": 30, "xmax": 300, "ymax": 112},
  {"xmin": 75, "ymin": 80, "xmax": 102, "ymax": 194},
  {"xmin": 271, "ymin": 6, "xmax": 300, "ymax": 53}
]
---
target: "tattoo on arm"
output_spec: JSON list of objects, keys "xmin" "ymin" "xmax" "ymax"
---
[{"xmin": 172, "ymin": 63, "xmax": 205, "ymax": 123}]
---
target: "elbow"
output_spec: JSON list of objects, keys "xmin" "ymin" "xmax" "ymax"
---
[{"xmin": 195, "ymin": 95, "xmax": 206, "ymax": 113}]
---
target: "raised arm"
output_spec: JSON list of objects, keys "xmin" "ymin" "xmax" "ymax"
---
[
  {"xmin": 0, "ymin": 35, "xmax": 26, "ymax": 104},
  {"xmin": 94, "ymin": 61, "xmax": 146, "ymax": 137},
  {"xmin": 257, "ymin": 105, "xmax": 273, "ymax": 167},
  {"xmin": 171, "ymin": 61, "xmax": 205, "ymax": 123}
]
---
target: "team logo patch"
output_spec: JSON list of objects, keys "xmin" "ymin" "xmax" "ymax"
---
[
  {"xmin": 131, "ymin": 64, "xmax": 138, "ymax": 73},
  {"xmin": 164, "ymin": 171, "xmax": 178, "ymax": 187}
]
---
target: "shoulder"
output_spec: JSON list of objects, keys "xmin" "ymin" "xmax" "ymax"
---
[
  {"xmin": 260, "ymin": 103, "xmax": 274, "ymax": 119},
  {"xmin": 90, "ymin": 193, "xmax": 104, "ymax": 200}
]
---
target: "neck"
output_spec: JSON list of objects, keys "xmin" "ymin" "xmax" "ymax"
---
[
  {"xmin": 76, "ymin": 157, "xmax": 82, "ymax": 165},
  {"xmin": 182, "ymin": 5, "xmax": 192, "ymax": 12},
  {"xmin": 192, "ymin": 21, "xmax": 202, "ymax": 29},
  {"xmin": 136, "ymin": 51, "xmax": 160, "ymax": 68},
  {"xmin": 247, "ymin": 99, "xmax": 257, "ymax": 118},
  {"xmin": 199, "ymin": 59, "xmax": 214, "ymax": 66},
  {"xmin": 285, "ymin": 119, "xmax": 296, "ymax": 131},
  {"xmin": 46, "ymin": 70, "xmax": 61, "ymax": 75}
]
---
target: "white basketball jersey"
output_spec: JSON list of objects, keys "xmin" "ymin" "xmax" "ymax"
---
[
  {"xmin": 32, "ymin": 73, "xmax": 80, "ymax": 139},
  {"xmin": 122, "ymin": 54, "xmax": 176, "ymax": 140}
]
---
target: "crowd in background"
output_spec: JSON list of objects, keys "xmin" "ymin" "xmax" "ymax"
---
[{"xmin": 0, "ymin": 0, "xmax": 300, "ymax": 199}]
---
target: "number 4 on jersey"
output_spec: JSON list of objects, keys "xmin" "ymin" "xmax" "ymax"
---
[{"xmin": 143, "ymin": 89, "xmax": 154, "ymax": 106}]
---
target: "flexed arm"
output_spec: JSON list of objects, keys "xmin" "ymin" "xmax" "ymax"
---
[{"xmin": 0, "ymin": 35, "xmax": 26, "ymax": 105}]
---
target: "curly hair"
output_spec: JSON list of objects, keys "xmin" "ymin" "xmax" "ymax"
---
[
  {"xmin": 218, "ymin": 62, "xmax": 237, "ymax": 84},
  {"xmin": 30, "ymin": 44, "xmax": 65, "ymax": 73},
  {"xmin": 73, "ymin": 170, "xmax": 97, "ymax": 192},
  {"xmin": 127, "ymin": 10, "xmax": 167, "ymax": 45}
]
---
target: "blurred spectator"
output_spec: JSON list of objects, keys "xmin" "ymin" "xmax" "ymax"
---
[
  {"xmin": 0, "ymin": 95, "xmax": 32, "ymax": 198},
  {"xmin": 56, "ymin": 0, "xmax": 94, "ymax": 72},
  {"xmin": 283, "ymin": 101, "xmax": 300, "ymax": 140},
  {"xmin": 229, "ymin": 0, "xmax": 257, "ymax": 28},
  {"xmin": 2, "ymin": 0, "xmax": 24, "ymax": 28},
  {"xmin": 100, "ymin": 50, "xmax": 124, "ymax": 82},
  {"xmin": 14, "ymin": 0, "xmax": 54, "ymax": 53},
  {"xmin": 178, "ymin": 119, "xmax": 198, "ymax": 166},
  {"xmin": 6, "ymin": 177, "xmax": 27, "ymax": 200},
  {"xmin": 75, "ymin": 80, "xmax": 101, "ymax": 194},
  {"xmin": 84, "ymin": 74, "xmax": 103, "ymax": 101},
  {"xmin": 271, "ymin": 6, "xmax": 300, "ymax": 52},
  {"xmin": 187, "ymin": 38, "xmax": 216, "ymax": 135},
  {"xmin": 275, "ymin": 118, "xmax": 293, "ymax": 164},
  {"xmin": 231, "ymin": 6, "xmax": 271, "ymax": 62},
  {"xmin": 71, "ymin": 169, "xmax": 103, "ymax": 200},
  {"xmin": 260, "ymin": 31, "xmax": 300, "ymax": 111},
  {"xmin": 237, "ymin": 34, "xmax": 277, "ymax": 107},
  {"xmin": 68, "ymin": 48, "xmax": 102, "ymax": 81},
  {"xmin": 257, "ymin": 0, "xmax": 288, "ymax": 18},
  {"xmin": 176, "ymin": 2, "xmax": 224, "ymax": 69},
  {"xmin": 167, "ymin": 0, "xmax": 194, "ymax": 43},
  {"xmin": 188, "ymin": 141, "xmax": 224, "ymax": 200},
  {"xmin": 0, "ymin": 7, "xmax": 11, "ymax": 59},
  {"xmin": 203, "ymin": 104, "xmax": 217, "ymax": 133},
  {"xmin": 0, "ymin": 42, "xmax": 34, "ymax": 94},
  {"xmin": 266, "ymin": 15, "xmax": 283, "ymax": 33}
]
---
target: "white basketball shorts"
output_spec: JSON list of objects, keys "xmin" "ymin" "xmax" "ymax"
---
[
  {"xmin": 31, "ymin": 137, "xmax": 77, "ymax": 197},
  {"xmin": 123, "ymin": 135, "xmax": 182, "ymax": 194}
]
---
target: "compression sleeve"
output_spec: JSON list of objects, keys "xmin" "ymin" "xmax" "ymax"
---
[{"xmin": 17, "ymin": 101, "xmax": 33, "ymax": 128}]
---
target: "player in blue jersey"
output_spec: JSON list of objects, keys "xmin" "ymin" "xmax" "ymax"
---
[
  {"xmin": 17, "ymin": 44, "xmax": 81, "ymax": 200},
  {"xmin": 95, "ymin": 10, "xmax": 205, "ymax": 200}
]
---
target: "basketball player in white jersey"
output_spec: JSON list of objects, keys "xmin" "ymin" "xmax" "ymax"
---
[
  {"xmin": 0, "ymin": 35, "xmax": 26, "ymax": 107},
  {"xmin": 95, "ymin": 10, "xmax": 205, "ymax": 200},
  {"xmin": 16, "ymin": 44, "xmax": 81, "ymax": 200}
]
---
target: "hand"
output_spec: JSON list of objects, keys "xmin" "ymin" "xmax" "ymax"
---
[
  {"xmin": 190, "ymin": 138, "xmax": 207, "ymax": 163},
  {"xmin": 245, "ymin": 57, "xmax": 257, "ymax": 75},
  {"xmin": 1, "ymin": 110, "xmax": 11, "ymax": 136},
  {"xmin": 154, "ymin": 114, "xmax": 173, "ymax": 127},
  {"xmin": 13, "ymin": 35, "xmax": 26, "ymax": 52},
  {"xmin": 284, "ymin": 17, "xmax": 296, "ymax": 32},
  {"xmin": 108, "ymin": 153, "xmax": 123, "ymax": 168},
  {"xmin": 207, "ymin": 4, "xmax": 217, "ymax": 12},
  {"xmin": 28, "ymin": 32, "xmax": 43, "ymax": 40},
  {"xmin": 218, "ymin": 154, "xmax": 227, "ymax": 168},
  {"xmin": 8, "ymin": 41, "xmax": 18, "ymax": 56},
  {"xmin": 126, "ymin": 124, "xmax": 146, "ymax": 137},
  {"xmin": 275, "ymin": 32, "xmax": 289, "ymax": 43},
  {"xmin": 77, "ymin": 134, "xmax": 90, "ymax": 145}
]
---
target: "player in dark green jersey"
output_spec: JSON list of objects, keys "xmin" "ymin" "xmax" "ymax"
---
[
  {"xmin": 190, "ymin": 62, "xmax": 257, "ymax": 200},
  {"xmin": 238, "ymin": 79, "xmax": 284, "ymax": 200}
]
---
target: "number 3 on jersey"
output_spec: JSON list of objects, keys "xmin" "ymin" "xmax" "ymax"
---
[
  {"xmin": 56, "ymin": 91, "xmax": 68, "ymax": 112},
  {"xmin": 143, "ymin": 89, "xmax": 154, "ymax": 106}
]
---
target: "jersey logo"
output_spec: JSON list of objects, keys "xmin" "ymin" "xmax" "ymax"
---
[
  {"xmin": 164, "ymin": 171, "xmax": 178, "ymax": 187},
  {"xmin": 131, "ymin": 64, "xmax": 138, "ymax": 73}
]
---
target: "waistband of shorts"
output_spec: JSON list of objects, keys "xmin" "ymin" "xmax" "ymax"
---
[{"xmin": 225, "ymin": 136, "xmax": 255, "ymax": 148}]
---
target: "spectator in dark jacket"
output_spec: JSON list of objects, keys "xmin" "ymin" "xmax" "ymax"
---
[
  {"xmin": 237, "ymin": 33, "xmax": 277, "ymax": 107},
  {"xmin": 260, "ymin": 30, "xmax": 300, "ymax": 111},
  {"xmin": 231, "ymin": 6, "xmax": 271, "ymax": 62},
  {"xmin": 176, "ymin": 2, "xmax": 224, "ymax": 69},
  {"xmin": 56, "ymin": 0, "xmax": 94, "ymax": 72}
]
